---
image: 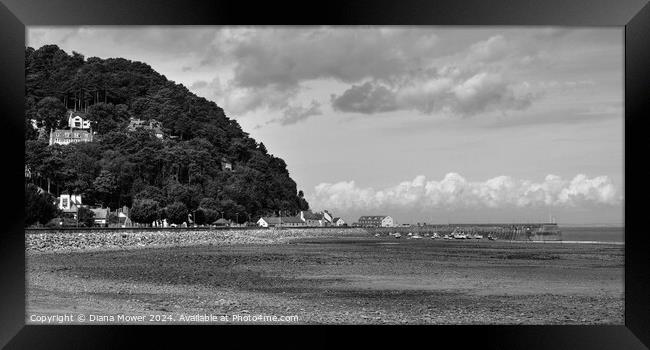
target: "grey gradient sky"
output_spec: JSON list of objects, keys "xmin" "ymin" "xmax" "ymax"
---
[{"xmin": 27, "ymin": 26, "xmax": 624, "ymax": 225}]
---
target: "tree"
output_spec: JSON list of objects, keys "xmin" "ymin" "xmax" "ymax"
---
[
  {"xmin": 25, "ymin": 45, "xmax": 311, "ymax": 219},
  {"xmin": 193, "ymin": 208, "xmax": 207, "ymax": 225},
  {"xmin": 77, "ymin": 206, "xmax": 95, "ymax": 227},
  {"xmin": 201, "ymin": 208, "xmax": 219, "ymax": 224},
  {"xmin": 36, "ymin": 97, "xmax": 67, "ymax": 132},
  {"xmin": 130, "ymin": 199, "xmax": 160, "ymax": 225},
  {"xmin": 25, "ymin": 184, "xmax": 59, "ymax": 227},
  {"xmin": 298, "ymin": 190, "xmax": 309, "ymax": 211},
  {"xmin": 93, "ymin": 170, "xmax": 118, "ymax": 207},
  {"xmin": 166, "ymin": 201, "xmax": 188, "ymax": 225}
]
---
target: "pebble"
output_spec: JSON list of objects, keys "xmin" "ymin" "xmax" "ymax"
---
[{"xmin": 26, "ymin": 228, "xmax": 368, "ymax": 253}]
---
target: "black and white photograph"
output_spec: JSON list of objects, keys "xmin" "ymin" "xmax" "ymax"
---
[{"xmin": 23, "ymin": 26, "xmax": 624, "ymax": 325}]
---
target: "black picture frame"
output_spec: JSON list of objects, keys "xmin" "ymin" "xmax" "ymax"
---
[{"xmin": 1, "ymin": 0, "xmax": 648, "ymax": 348}]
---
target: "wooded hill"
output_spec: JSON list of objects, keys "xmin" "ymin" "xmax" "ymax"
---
[{"xmin": 24, "ymin": 45, "xmax": 309, "ymax": 226}]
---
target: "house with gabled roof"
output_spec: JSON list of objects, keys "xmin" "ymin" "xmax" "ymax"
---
[
  {"xmin": 332, "ymin": 217, "xmax": 346, "ymax": 226},
  {"xmin": 90, "ymin": 208, "xmax": 110, "ymax": 227},
  {"xmin": 67, "ymin": 110, "xmax": 92, "ymax": 129},
  {"xmin": 58, "ymin": 194, "xmax": 83, "ymax": 214},
  {"xmin": 357, "ymin": 215, "xmax": 394, "ymax": 227},
  {"xmin": 297, "ymin": 210, "xmax": 323, "ymax": 226},
  {"xmin": 257, "ymin": 216, "xmax": 307, "ymax": 228}
]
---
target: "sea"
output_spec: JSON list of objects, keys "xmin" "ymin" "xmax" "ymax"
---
[{"xmin": 559, "ymin": 226, "xmax": 624, "ymax": 244}]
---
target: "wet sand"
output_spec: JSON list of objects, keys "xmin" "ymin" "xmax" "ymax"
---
[{"xmin": 26, "ymin": 234, "xmax": 624, "ymax": 324}]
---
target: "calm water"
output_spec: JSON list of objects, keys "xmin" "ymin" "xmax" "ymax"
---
[{"xmin": 560, "ymin": 226, "xmax": 624, "ymax": 243}]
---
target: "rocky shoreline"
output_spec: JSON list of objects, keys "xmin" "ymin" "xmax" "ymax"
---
[{"xmin": 26, "ymin": 228, "xmax": 368, "ymax": 253}]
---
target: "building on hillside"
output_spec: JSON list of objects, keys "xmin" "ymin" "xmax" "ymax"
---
[
  {"xmin": 332, "ymin": 217, "xmax": 347, "ymax": 226},
  {"xmin": 90, "ymin": 208, "xmax": 110, "ymax": 227},
  {"xmin": 127, "ymin": 118, "xmax": 164, "ymax": 139},
  {"xmin": 297, "ymin": 210, "xmax": 324, "ymax": 226},
  {"xmin": 25, "ymin": 166, "xmax": 32, "ymax": 179},
  {"xmin": 49, "ymin": 129, "xmax": 94, "ymax": 146},
  {"xmin": 67, "ymin": 111, "xmax": 92, "ymax": 129},
  {"xmin": 221, "ymin": 157, "xmax": 233, "ymax": 171},
  {"xmin": 357, "ymin": 215, "xmax": 394, "ymax": 227},
  {"xmin": 58, "ymin": 194, "xmax": 83, "ymax": 214},
  {"xmin": 257, "ymin": 216, "xmax": 307, "ymax": 228}
]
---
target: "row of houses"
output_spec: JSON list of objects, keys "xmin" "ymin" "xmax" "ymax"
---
[
  {"xmin": 257, "ymin": 210, "xmax": 346, "ymax": 228},
  {"xmin": 54, "ymin": 193, "xmax": 396, "ymax": 229},
  {"xmin": 57, "ymin": 193, "xmax": 133, "ymax": 227}
]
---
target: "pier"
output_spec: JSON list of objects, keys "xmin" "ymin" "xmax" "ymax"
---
[{"xmin": 368, "ymin": 223, "xmax": 562, "ymax": 241}]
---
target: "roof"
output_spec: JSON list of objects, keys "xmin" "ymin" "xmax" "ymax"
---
[
  {"xmin": 359, "ymin": 216, "xmax": 388, "ymax": 221},
  {"xmin": 90, "ymin": 208, "xmax": 109, "ymax": 219},
  {"xmin": 302, "ymin": 211, "xmax": 323, "ymax": 220},
  {"xmin": 68, "ymin": 110, "xmax": 87, "ymax": 118},
  {"xmin": 213, "ymin": 218, "xmax": 231, "ymax": 224},
  {"xmin": 51, "ymin": 129, "xmax": 92, "ymax": 136},
  {"xmin": 333, "ymin": 217, "xmax": 343, "ymax": 222},
  {"xmin": 259, "ymin": 217, "xmax": 304, "ymax": 224}
]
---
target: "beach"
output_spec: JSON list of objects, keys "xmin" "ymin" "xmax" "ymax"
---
[{"xmin": 26, "ymin": 228, "xmax": 624, "ymax": 325}]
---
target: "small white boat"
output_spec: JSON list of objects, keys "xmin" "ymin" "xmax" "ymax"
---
[
  {"xmin": 394, "ymin": 233, "xmax": 402, "ymax": 238},
  {"xmin": 412, "ymin": 235, "xmax": 422, "ymax": 239}
]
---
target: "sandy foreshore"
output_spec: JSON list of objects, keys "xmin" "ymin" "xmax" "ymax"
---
[{"xmin": 26, "ymin": 229, "xmax": 624, "ymax": 325}]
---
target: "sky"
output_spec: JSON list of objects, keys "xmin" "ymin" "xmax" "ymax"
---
[{"xmin": 27, "ymin": 26, "xmax": 624, "ymax": 225}]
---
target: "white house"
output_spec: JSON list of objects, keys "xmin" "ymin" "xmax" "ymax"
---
[
  {"xmin": 49, "ymin": 129, "xmax": 94, "ymax": 146},
  {"xmin": 258, "ymin": 217, "xmax": 307, "ymax": 227},
  {"xmin": 333, "ymin": 217, "xmax": 346, "ymax": 226},
  {"xmin": 68, "ymin": 111, "xmax": 92, "ymax": 129},
  {"xmin": 322, "ymin": 210, "xmax": 334, "ymax": 225},
  {"xmin": 297, "ymin": 211, "xmax": 323, "ymax": 226},
  {"xmin": 59, "ymin": 194, "xmax": 83, "ymax": 214},
  {"xmin": 357, "ymin": 215, "xmax": 394, "ymax": 227}
]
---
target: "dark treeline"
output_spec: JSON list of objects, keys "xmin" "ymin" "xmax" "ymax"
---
[{"xmin": 24, "ymin": 45, "xmax": 309, "ymax": 226}]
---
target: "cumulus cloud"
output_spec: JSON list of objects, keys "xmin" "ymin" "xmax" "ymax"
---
[
  {"xmin": 331, "ymin": 82, "xmax": 398, "ymax": 114},
  {"xmin": 331, "ymin": 71, "xmax": 537, "ymax": 117},
  {"xmin": 272, "ymin": 100, "xmax": 323, "ymax": 126},
  {"xmin": 311, "ymin": 173, "xmax": 621, "ymax": 211}
]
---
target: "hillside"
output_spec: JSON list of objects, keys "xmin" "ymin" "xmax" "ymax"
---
[{"xmin": 24, "ymin": 45, "xmax": 309, "ymax": 226}]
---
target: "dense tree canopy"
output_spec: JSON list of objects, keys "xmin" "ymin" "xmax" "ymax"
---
[
  {"xmin": 25, "ymin": 45, "xmax": 309, "ymax": 225},
  {"xmin": 25, "ymin": 184, "xmax": 59, "ymax": 226}
]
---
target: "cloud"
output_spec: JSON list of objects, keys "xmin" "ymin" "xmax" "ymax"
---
[
  {"xmin": 466, "ymin": 35, "xmax": 511, "ymax": 63},
  {"xmin": 331, "ymin": 71, "xmax": 537, "ymax": 117},
  {"xmin": 272, "ymin": 100, "xmax": 323, "ymax": 125},
  {"xmin": 311, "ymin": 173, "xmax": 621, "ymax": 211},
  {"xmin": 229, "ymin": 27, "xmax": 440, "ymax": 89},
  {"xmin": 28, "ymin": 26, "xmax": 621, "ymax": 126},
  {"xmin": 331, "ymin": 82, "xmax": 398, "ymax": 114}
]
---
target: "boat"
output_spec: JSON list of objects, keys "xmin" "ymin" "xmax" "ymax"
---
[{"xmin": 394, "ymin": 233, "xmax": 402, "ymax": 238}]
